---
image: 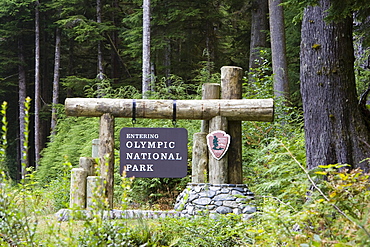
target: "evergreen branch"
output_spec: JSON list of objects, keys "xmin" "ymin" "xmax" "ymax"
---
[{"xmin": 279, "ymin": 140, "xmax": 370, "ymax": 239}]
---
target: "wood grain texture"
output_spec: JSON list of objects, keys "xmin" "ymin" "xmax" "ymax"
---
[{"xmin": 65, "ymin": 98, "xmax": 274, "ymax": 121}]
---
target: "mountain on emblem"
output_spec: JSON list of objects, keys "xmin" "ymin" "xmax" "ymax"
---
[{"xmin": 206, "ymin": 130, "xmax": 231, "ymax": 160}]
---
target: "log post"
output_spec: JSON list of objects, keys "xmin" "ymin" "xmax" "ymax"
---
[
  {"xmin": 92, "ymin": 139, "xmax": 99, "ymax": 158},
  {"xmin": 79, "ymin": 157, "xmax": 97, "ymax": 176},
  {"xmin": 70, "ymin": 168, "xmax": 87, "ymax": 209},
  {"xmin": 99, "ymin": 113, "xmax": 115, "ymax": 209},
  {"xmin": 191, "ymin": 132, "xmax": 208, "ymax": 183},
  {"xmin": 208, "ymin": 116, "xmax": 228, "ymax": 184},
  {"xmin": 201, "ymin": 83, "xmax": 221, "ymax": 132},
  {"xmin": 221, "ymin": 66, "xmax": 243, "ymax": 184},
  {"xmin": 86, "ymin": 176, "xmax": 105, "ymax": 210}
]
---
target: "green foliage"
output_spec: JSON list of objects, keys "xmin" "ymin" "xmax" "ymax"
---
[
  {"xmin": 0, "ymin": 101, "xmax": 8, "ymax": 174},
  {"xmin": 36, "ymin": 116, "xmax": 99, "ymax": 185},
  {"xmin": 146, "ymin": 74, "xmax": 199, "ymax": 100},
  {"xmin": 60, "ymin": 76, "xmax": 95, "ymax": 97},
  {"xmin": 162, "ymin": 215, "xmax": 251, "ymax": 246},
  {"xmin": 78, "ymin": 217, "xmax": 170, "ymax": 246},
  {"xmin": 244, "ymin": 49, "xmax": 274, "ymax": 98},
  {"xmin": 85, "ymin": 77, "xmax": 141, "ymax": 99},
  {"xmin": 0, "ymin": 174, "xmax": 38, "ymax": 246},
  {"xmin": 22, "ymin": 97, "xmax": 31, "ymax": 171}
]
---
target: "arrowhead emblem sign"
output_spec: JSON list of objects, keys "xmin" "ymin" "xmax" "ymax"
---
[{"xmin": 207, "ymin": 130, "xmax": 231, "ymax": 160}]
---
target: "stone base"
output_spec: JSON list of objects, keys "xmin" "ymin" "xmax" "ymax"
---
[{"xmin": 174, "ymin": 183, "xmax": 256, "ymax": 219}]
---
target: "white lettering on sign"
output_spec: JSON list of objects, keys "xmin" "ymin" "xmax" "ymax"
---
[
  {"xmin": 125, "ymin": 164, "xmax": 154, "ymax": 172},
  {"xmin": 126, "ymin": 152, "xmax": 183, "ymax": 160},
  {"xmin": 125, "ymin": 141, "xmax": 176, "ymax": 149},
  {"xmin": 126, "ymin": 133, "xmax": 159, "ymax": 139}
]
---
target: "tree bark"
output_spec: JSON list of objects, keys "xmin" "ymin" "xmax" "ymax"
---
[
  {"xmin": 269, "ymin": 0, "xmax": 290, "ymax": 101},
  {"xmin": 65, "ymin": 98, "xmax": 274, "ymax": 121},
  {"xmin": 18, "ymin": 38, "xmax": 27, "ymax": 180},
  {"xmin": 201, "ymin": 83, "xmax": 220, "ymax": 132},
  {"xmin": 69, "ymin": 168, "xmax": 87, "ymax": 209},
  {"xmin": 99, "ymin": 113, "xmax": 115, "ymax": 208},
  {"xmin": 34, "ymin": 0, "xmax": 41, "ymax": 168},
  {"xmin": 142, "ymin": 0, "xmax": 151, "ymax": 97},
  {"xmin": 300, "ymin": 0, "xmax": 370, "ymax": 171},
  {"xmin": 191, "ymin": 132, "xmax": 208, "ymax": 183},
  {"xmin": 221, "ymin": 66, "xmax": 243, "ymax": 184},
  {"xmin": 86, "ymin": 176, "xmax": 105, "ymax": 210},
  {"xmin": 208, "ymin": 116, "xmax": 228, "ymax": 184},
  {"xmin": 97, "ymin": 0, "xmax": 104, "ymax": 81},
  {"xmin": 249, "ymin": 0, "xmax": 268, "ymax": 70},
  {"xmin": 51, "ymin": 27, "xmax": 61, "ymax": 135}
]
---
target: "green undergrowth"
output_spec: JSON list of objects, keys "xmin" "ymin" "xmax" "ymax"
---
[
  {"xmin": 1, "ymin": 66, "xmax": 370, "ymax": 245},
  {"xmin": 1, "ymin": 170, "xmax": 369, "ymax": 246}
]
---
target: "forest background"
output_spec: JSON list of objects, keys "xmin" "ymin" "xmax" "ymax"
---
[{"xmin": 1, "ymin": 0, "xmax": 370, "ymax": 245}]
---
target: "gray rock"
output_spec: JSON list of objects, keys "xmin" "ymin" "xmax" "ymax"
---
[
  {"xmin": 233, "ymin": 208, "xmax": 242, "ymax": 215},
  {"xmin": 193, "ymin": 198, "xmax": 212, "ymax": 206},
  {"xmin": 220, "ymin": 188, "xmax": 230, "ymax": 193},
  {"xmin": 231, "ymin": 190, "xmax": 245, "ymax": 196},
  {"xmin": 194, "ymin": 186, "xmax": 203, "ymax": 193},
  {"xmin": 187, "ymin": 206, "xmax": 195, "ymax": 215},
  {"xmin": 236, "ymin": 197, "xmax": 249, "ymax": 203},
  {"xmin": 55, "ymin": 209, "xmax": 70, "ymax": 221},
  {"xmin": 242, "ymin": 206, "xmax": 257, "ymax": 214},
  {"xmin": 199, "ymin": 190, "xmax": 216, "ymax": 198},
  {"xmin": 213, "ymin": 194, "xmax": 236, "ymax": 201},
  {"xmin": 188, "ymin": 194, "xmax": 199, "ymax": 202},
  {"xmin": 209, "ymin": 186, "xmax": 220, "ymax": 191},
  {"xmin": 223, "ymin": 201, "xmax": 239, "ymax": 208},
  {"xmin": 216, "ymin": 206, "xmax": 233, "ymax": 214}
]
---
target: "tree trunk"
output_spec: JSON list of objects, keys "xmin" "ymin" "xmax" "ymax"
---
[
  {"xmin": 18, "ymin": 39, "xmax": 28, "ymax": 179},
  {"xmin": 300, "ymin": 0, "xmax": 370, "ymax": 171},
  {"xmin": 97, "ymin": 0, "xmax": 104, "ymax": 81},
  {"xmin": 142, "ymin": 0, "xmax": 151, "ymax": 97},
  {"xmin": 249, "ymin": 0, "xmax": 268, "ymax": 70},
  {"xmin": 164, "ymin": 40, "xmax": 171, "ymax": 86},
  {"xmin": 34, "ymin": 0, "xmax": 41, "ymax": 168},
  {"xmin": 110, "ymin": 0, "xmax": 120, "ymax": 84},
  {"xmin": 51, "ymin": 27, "xmax": 61, "ymax": 135},
  {"xmin": 269, "ymin": 0, "xmax": 290, "ymax": 101}
]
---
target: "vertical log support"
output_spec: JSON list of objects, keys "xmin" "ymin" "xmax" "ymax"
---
[
  {"xmin": 79, "ymin": 157, "xmax": 97, "ymax": 176},
  {"xmin": 221, "ymin": 66, "xmax": 243, "ymax": 184},
  {"xmin": 191, "ymin": 132, "xmax": 208, "ymax": 183},
  {"xmin": 86, "ymin": 176, "xmax": 105, "ymax": 210},
  {"xmin": 191, "ymin": 83, "xmax": 220, "ymax": 183},
  {"xmin": 70, "ymin": 168, "xmax": 87, "ymax": 209},
  {"xmin": 201, "ymin": 83, "xmax": 221, "ymax": 132},
  {"xmin": 92, "ymin": 139, "xmax": 99, "ymax": 158},
  {"xmin": 99, "ymin": 113, "xmax": 115, "ymax": 208},
  {"xmin": 208, "ymin": 116, "xmax": 228, "ymax": 184}
]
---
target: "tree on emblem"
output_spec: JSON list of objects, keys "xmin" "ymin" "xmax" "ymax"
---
[{"xmin": 207, "ymin": 131, "xmax": 231, "ymax": 160}]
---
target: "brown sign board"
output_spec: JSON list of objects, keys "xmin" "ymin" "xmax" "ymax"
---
[{"xmin": 120, "ymin": 128, "xmax": 188, "ymax": 178}]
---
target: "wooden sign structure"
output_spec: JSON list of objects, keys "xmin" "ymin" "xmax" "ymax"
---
[{"xmin": 65, "ymin": 66, "xmax": 274, "ymax": 208}]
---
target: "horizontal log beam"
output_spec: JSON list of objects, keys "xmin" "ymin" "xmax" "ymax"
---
[{"xmin": 65, "ymin": 98, "xmax": 274, "ymax": 121}]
